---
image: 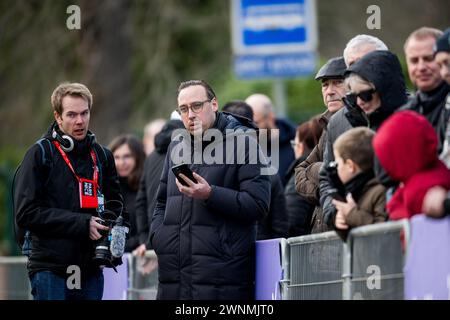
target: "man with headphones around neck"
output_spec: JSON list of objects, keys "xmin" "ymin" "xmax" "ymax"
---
[{"xmin": 14, "ymin": 82, "xmax": 125, "ymax": 300}]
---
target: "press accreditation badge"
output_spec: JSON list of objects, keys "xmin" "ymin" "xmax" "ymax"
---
[{"xmin": 79, "ymin": 178, "xmax": 98, "ymax": 208}]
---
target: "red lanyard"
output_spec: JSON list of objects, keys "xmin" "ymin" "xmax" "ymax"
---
[{"xmin": 53, "ymin": 141, "xmax": 98, "ymax": 187}]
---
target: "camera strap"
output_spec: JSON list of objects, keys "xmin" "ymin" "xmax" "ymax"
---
[{"xmin": 53, "ymin": 141, "xmax": 99, "ymax": 209}]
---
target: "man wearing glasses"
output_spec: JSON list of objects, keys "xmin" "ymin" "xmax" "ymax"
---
[{"xmin": 149, "ymin": 80, "xmax": 271, "ymax": 300}]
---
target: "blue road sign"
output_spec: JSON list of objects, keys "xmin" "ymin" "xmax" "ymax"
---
[
  {"xmin": 234, "ymin": 52, "xmax": 316, "ymax": 79},
  {"xmin": 232, "ymin": 0, "xmax": 317, "ymax": 55},
  {"xmin": 231, "ymin": 0, "xmax": 318, "ymax": 78}
]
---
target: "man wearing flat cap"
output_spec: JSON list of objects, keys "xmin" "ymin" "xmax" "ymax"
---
[{"xmin": 294, "ymin": 56, "xmax": 347, "ymax": 233}]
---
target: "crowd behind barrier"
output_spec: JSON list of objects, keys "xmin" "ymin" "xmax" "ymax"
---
[{"xmin": 1, "ymin": 216, "xmax": 450, "ymax": 300}]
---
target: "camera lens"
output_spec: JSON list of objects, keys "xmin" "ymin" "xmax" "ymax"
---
[{"xmin": 93, "ymin": 218, "xmax": 114, "ymax": 266}]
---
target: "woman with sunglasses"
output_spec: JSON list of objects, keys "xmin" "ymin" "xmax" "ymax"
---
[
  {"xmin": 319, "ymin": 50, "xmax": 408, "ymax": 229},
  {"xmin": 344, "ymin": 50, "xmax": 408, "ymax": 131}
]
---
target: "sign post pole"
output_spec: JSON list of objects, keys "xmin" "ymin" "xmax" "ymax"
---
[{"xmin": 273, "ymin": 79, "xmax": 287, "ymax": 117}]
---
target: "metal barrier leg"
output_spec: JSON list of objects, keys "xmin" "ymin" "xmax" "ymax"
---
[
  {"xmin": 342, "ymin": 241, "xmax": 352, "ymax": 300},
  {"xmin": 126, "ymin": 253, "xmax": 134, "ymax": 300},
  {"xmin": 279, "ymin": 238, "xmax": 290, "ymax": 300}
]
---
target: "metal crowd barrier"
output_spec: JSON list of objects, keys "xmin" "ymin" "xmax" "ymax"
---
[
  {"xmin": 0, "ymin": 221, "xmax": 410, "ymax": 300},
  {"xmin": 345, "ymin": 220, "xmax": 409, "ymax": 300},
  {"xmin": 0, "ymin": 253, "xmax": 158, "ymax": 300},
  {"xmin": 282, "ymin": 231, "xmax": 344, "ymax": 300},
  {"xmin": 0, "ymin": 256, "xmax": 31, "ymax": 300},
  {"xmin": 281, "ymin": 220, "xmax": 409, "ymax": 300},
  {"xmin": 127, "ymin": 250, "xmax": 158, "ymax": 300}
]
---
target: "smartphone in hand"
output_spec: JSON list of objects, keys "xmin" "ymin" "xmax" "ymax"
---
[
  {"xmin": 171, "ymin": 163, "xmax": 198, "ymax": 186},
  {"xmin": 330, "ymin": 191, "xmax": 346, "ymax": 202}
]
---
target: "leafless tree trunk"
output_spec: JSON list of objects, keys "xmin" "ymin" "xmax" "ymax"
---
[{"xmin": 78, "ymin": 0, "xmax": 133, "ymax": 144}]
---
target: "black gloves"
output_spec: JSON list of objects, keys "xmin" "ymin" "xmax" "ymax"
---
[
  {"xmin": 322, "ymin": 161, "xmax": 346, "ymax": 228},
  {"xmin": 324, "ymin": 161, "xmax": 346, "ymax": 199},
  {"xmin": 343, "ymin": 95, "xmax": 368, "ymax": 128},
  {"xmin": 323, "ymin": 196, "xmax": 337, "ymax": 227}
]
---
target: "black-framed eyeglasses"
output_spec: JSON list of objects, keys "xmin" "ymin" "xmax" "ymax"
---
[
  {"xmin": 178, "ymin": 99, "xmax": 213, "ymax": 115},
  {"xmin": 347, "ymin": 89, "xmax": 376, "ymax": 104}
]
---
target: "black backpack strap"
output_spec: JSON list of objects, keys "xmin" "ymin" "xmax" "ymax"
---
[
  {"xmin": 36, "ymin": 138, "xmax": 55, "ymax": 168},
  {"xmin": 11, "ymin": 164, "xmax": 25, "ymax": 249},
  {"xmin": 36, "ymin": 138, "xmax": 55, "ymax": 186},
  {"xmin": 12, "ymin": 138, "xmax": 55, "ymax": 253}
]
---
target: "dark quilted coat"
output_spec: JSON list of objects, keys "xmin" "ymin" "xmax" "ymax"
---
[{"xmin": 150, "ymin": 112, "xmax": 271, "ymax": 300}]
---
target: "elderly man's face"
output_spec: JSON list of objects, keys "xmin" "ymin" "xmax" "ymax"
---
[
  {"xmin": 435, "ymin": 51, "xmax": 450, "ymax": 85},
  {"xmin": 321, "ymin": 78, "xmax": 346, "ymax": 113},
  {"xmin": 405, "ymin": 36, "xmax": 442, "ymax": 92},
  {"xmin": 252, "ymin": 109, "xmax": 275, "ymax": 129},
  {"xmin": 177, "ymin": 85, "xmax": 218, "ymax": 135}
]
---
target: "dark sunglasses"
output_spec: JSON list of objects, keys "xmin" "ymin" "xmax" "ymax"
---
[{"xmin": 347, "ymin": 88, "xmax": 376, "ymax": 104}]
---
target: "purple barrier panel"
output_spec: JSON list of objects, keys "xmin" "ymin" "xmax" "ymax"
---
[
  {"xmin": 255, "ymin": 238, "xmax": 283, "ymax": 300},
  {"xmin": 404, "ymin": 214, "xmax": 450, "ymax": 300},
  {"xmin": 102, "ymin": 253, "xmax": 129, "ymax": 300}
]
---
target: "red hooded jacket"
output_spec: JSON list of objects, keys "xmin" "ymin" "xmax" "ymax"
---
[{"xmin": 373, "ymin": 110, "xmax": 450, "ymax": 220}]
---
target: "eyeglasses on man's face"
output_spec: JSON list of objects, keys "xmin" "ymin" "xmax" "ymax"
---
[{"xmin": 178, "ymin": 98, "xmax": 213, "ymax": 115}]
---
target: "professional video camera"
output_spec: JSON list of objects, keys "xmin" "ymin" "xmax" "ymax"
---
[{"xmin": 93, "ymin": 200, "xmax": 128, "ymax": 272}]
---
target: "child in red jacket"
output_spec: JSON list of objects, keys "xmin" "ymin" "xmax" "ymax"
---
[{"xmin": 373, "ymin": 110, "xmax": 450, "ymax": 220}]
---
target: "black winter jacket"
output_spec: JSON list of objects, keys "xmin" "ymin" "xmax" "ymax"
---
[
  {"xmin": 285, "ymin": 157, "xmax": 314, "ymax": 237},
  {"xmin": 135, "ymin": 120, "xmax": 185, "ymax": 248},
  {"xmin": 275, "ymin": 118, "xmax": 296, "ymax": 186},
  {"xmin": 14, "ymin": 125, "xmax": 123, "ymax": 278},
  {"xmin": 257, "ymin": 173, "xmax": 288, "ymax": 240},
  {"xmin": 150, "ymin": 112, "xmax": 271, "ymax": 300},
  {"xmin": 400, "ymin": 81, "xmax": 450, "ymax": 155},
  {"xmin": 120, "ymin": 177, "xmax": 139, "ymax": 252}
]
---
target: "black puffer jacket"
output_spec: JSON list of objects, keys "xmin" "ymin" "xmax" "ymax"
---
[
  {"xmin": 14, "ymin": 124, "xmax": 123, "ymax": 278},
  {"xmin": 120, "ymin": 177, "xmax": 139, "ymax": 252},
  {"xmin": 257, "ymin": 173, "xmax": 288, "ymax": 240},
  {"xmin": 285, "ymin": 157, "xmax": 314, "ymax": 237},
  {"xmin": 400, "ymin": 81, "xmax": 450, "ymax": 155},
  {"xmin": 319, "ymin": 50, "xmax": 407, "ymax": 228},
  {"xmin": 135, "ymin": 120, "xmax": 184, "ymax": 248},
  {"xmin": 275, "ymin": 118, "xmax": 296, "ymax": 185},
  {"xmin": 150, "ymin": 112, "xmax": 271, "ymax": 300}
]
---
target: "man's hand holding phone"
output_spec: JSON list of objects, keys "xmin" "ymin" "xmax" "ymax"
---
[{"xmin": 172, "ymin": 164, "xmax": 212, "ymax": 200}]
